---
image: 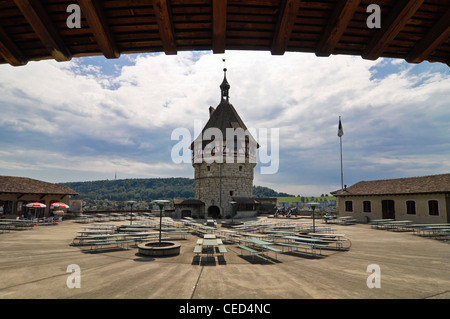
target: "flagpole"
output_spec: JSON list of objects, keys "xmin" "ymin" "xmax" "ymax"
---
[
  {"xmin": 338, "ymin": 116, "xmax": 344, "ymax": 190},
  {"xmin": 340, "ymin": 131, "xmax": 344, "ymax": 190}
]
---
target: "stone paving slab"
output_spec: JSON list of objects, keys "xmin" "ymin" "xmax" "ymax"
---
[{"xmin": 0, "ymin": 218, "xmax": 449, "ymax": 300}]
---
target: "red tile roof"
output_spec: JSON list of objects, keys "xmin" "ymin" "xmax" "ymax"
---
[
  {"xmin": 331, "ymin": 173, "xmax": 450, "ymax": 196},
  {"xmin": 0, "ymin": 175, "xmax": 78, "ymax": 195}
]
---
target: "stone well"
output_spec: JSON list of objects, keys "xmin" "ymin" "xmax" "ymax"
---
[{"xmin": 137, "ymin": 242, "xmax": 181, "ymax": 257}]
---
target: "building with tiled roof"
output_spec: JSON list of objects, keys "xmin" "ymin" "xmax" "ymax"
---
[
  {"xmin": 0, "ymin": 175, "xmax": 78, "ymax": 218},
  {"xmin": 331, "ymin": 173, "xmax": 450, "ymax": 223}
]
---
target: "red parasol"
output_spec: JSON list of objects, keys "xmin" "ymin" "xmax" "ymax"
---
[
  {"xmin": 26, "ymin": 202, "xmax": 46, "ymax": 208},
  {"xmin": 50, "ymin": 202, "xmax": 69, "ymax": 209}
]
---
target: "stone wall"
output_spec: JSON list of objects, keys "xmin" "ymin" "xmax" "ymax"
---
[
  {"xmin": 193, "ymin": 160, "xmax": 256, "ymax": 218},
  {"xmin": 336, "ymin": 193, "xmax": 450, "ymax": 223}
]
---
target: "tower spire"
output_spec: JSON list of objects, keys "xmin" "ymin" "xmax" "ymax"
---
[{"xmin": 220, "ymin": 60, "xmax": 230, "ymax": 102}]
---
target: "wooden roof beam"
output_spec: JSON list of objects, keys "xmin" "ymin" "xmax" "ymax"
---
[
  {"xmin": 362, "ymin": 0, "xmax": 424, "ymax": 61},
  {"xmin": 77, "ymin": 0, "xmax": 119, "ymax": 59},
  {"xmin": 0, "ymin": 25, "xmax": 27, "ymax": 66},
  {"xmin": 271, "ymin": 0, "xmax": 301, "ymax": 55},
  {"xmin": 152, "ymin": 0, "xmax": 177, "ymax": 55},
  {"xmin": 406, "ymin": 8, "xmax": 450, "ymax": 64},
  {"xmin": 316, "ymin": 0, "xmax": 360, "ymax": 57},
  {"xmin": 212, "ymin": 0, "xmax": 227, "ymax": 54},
  {"xmin": 14, "ymin": 0, "xmax": 71, "ymax": 62}
]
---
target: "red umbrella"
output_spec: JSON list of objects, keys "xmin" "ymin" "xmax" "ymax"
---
[
  {"xmin": 26, "ymin": 202, "xmax": 46, "ymax": 220},
  {"xmin": 50, "ymin": 202, "xmax": 69, "ymax": 209},
  {"xmin": 26, "ymin": 202, "xmax": 46, "ymax": 208}
]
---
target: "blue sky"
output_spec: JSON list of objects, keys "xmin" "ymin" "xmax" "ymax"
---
[{"xmin": 0, "ymin": 51, "xmax": 449, "ymax": 196}]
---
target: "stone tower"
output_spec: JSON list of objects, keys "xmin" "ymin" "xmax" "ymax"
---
[{"xmin": 191, "ymin": 68, "xmax": 258, "ymax": 219}]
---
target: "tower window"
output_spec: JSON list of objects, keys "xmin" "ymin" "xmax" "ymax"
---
[
  {"xmin": 207, "ymin": 166, "xmax": 210, "ymax": 172},
  {"xmin": 239, "ymin": 166, "xmax": 242, "ymax": 172},
  {"xmin": 230, "ymin": 191, "xmax": 234, "ymax": 196}
]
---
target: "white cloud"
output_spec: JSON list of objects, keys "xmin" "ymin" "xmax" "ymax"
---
[
  {"xmin": 0, "ymin": 148, "xmax": 192, "ymax": 181},
  {"xmin": 0, "ymin": 51, "xmax": 449, "ymax": 194}
]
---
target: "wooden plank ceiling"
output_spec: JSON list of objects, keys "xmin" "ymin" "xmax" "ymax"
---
[{"xmin": 0, "ymin": 0, "xmax": 448, "ymax": 67}]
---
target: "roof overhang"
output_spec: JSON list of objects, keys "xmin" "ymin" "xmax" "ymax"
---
[
  {"xmin": 0, "ymin": 0, "xmax": 448, "ymax": 67},
  {"xmin": 332, "ymin": 191, "xmax": 450, "ymax": 197}
]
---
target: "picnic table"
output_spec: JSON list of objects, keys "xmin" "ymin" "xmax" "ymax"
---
[
  {"xmin": 119, "ymin": 224, "xmax": 151, "ymax": 228},
  {"xmin": 263, "ymin": 230, "xmax": 297, "ymax": 235},
  {"xmin": 77, "ymin": 229, "xmax": 114, "ymax": 236},
  {"xmin": 276, "ymin": 235, "xmax": 327, "ymax": 256},
  {"xmin": 75, "ymin": 215, "xmax": 94, "ymax": 223},
  {"xmin": 81, "ymin": 224, "xmax": 116, "ymax": 229},
  {"xmin": 160, "ymin": 227, "xmax": 191, "ymax": 239},
  {"xmin": 269, "ymin": 225, "xmax": 296, "ymax": 231},
  {"xmin": 0, "ymin": 221, "xmax": 13, "ymax": 232},
  {"xmin": 370, "ymin": 220, "xmax": 413, "ymax": 231},
  {"xmin": 0, "ymin": 219, "xmax": 34, "ymax": 231},
  {"xmin": 333, "ymin": 216, "xmax": 357, "ymax": 225},
  {"xmin": 241, "ymin": 233, "xmax": 269, "ymax": 240},
  {"xmin": 94, "ymin": 214, "xmax": 110, "ymax": 222},
  {"xmin": 282, "ymin": 235, "xmax": 324, "ymax": 243},
  {"xmin": 307, "ymin": 233, "xmax": 349, "ymax": 250},
  {"xmin": 239, "ymin": 238, "xmax": 282, "ymax": 260},
  {"xmin": 110, "ymin": 213, "xmax": 126, "ymax": 221},
  {"xmin": 294, "ymin": 223, "xmax": 313, "ymax": 230},
  {"xmin": 126, "ymin": 231, "xmax": 167, "ymax": 243},
  {"xmin": 384, "ymin": 220, "xmax": 413, "ymax": 231},
  {"xmin": 192, "ymin": 224, "xmax": 216, "ymax": 236},
  {"xmin": 204, "ymin": 219, "xmax": 217, "ymax": 227},
  {"xmin": 411, "ymin": 224, "xmax": 450, "ymax": 237},
  {"xmin": 215, "ymin": 229, "xmax": 242, "ymax": 243},
  {"xmin": 193, "ymin": 235, "xmax": 227, "ymax": 260},
  {"xmin": 300, "ymin": 225, "xmax": 336, "ymax": 233},
  {"xmin": 76, "ymin": 233, "xmax": 133, "ymax": 251},
  {"xmin": 370, "ymin": 219, "xmax": 395, "ymax": 229},
  {"xmin": 307, "ymin": 233, "xmax": 346, "ymax": 238}
]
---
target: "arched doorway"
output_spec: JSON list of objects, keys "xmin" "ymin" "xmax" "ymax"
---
[{"xmin": 207, "ymin": 205, "xmax": 221, "ymax": 219}]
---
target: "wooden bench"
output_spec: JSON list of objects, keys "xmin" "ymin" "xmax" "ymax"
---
[
  {"xmin": 217, "ymin": 245, "xmax": 227, "ymax": 255},
  {"xmin": 193, "ymin": 244, "xmax": 227, "ymax": 256},
  {"xmin": 193, "ymin": 245, "xmax": 203, "ymax": 255}
]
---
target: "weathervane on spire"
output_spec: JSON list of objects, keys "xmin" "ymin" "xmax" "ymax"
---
[{"xmin": 220, "ymin": 58, "xmax": 230, "ymax": 101}]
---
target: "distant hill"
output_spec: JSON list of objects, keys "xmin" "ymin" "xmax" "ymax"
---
[
  {"xmin": 59, "ymin": 178, "xmax": 294, "ymax": 202},
  {"xmin": 276, "ymin": 196, "xmax": 336, "ymax": 206}
]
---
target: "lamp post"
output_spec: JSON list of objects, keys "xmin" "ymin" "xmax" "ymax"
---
[
  {"xmin": 307, "ymin": 202, "xmax": 319, "ymax": 233},
  {"xmin": 153, "ymin": 200, "xmax": 170, "ymax": 245},
  {"xmin": 127, "ymin": 201, "xmax": 136, "ymax": 225},
  {"xmin": 230, "ymin": 201, "xmax": 237, "ymax": 225}
]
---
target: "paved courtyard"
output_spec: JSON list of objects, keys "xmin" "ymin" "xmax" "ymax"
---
[{"xmin": 0, "ymin": 217, "xmax": 449, "ymax": 300}]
